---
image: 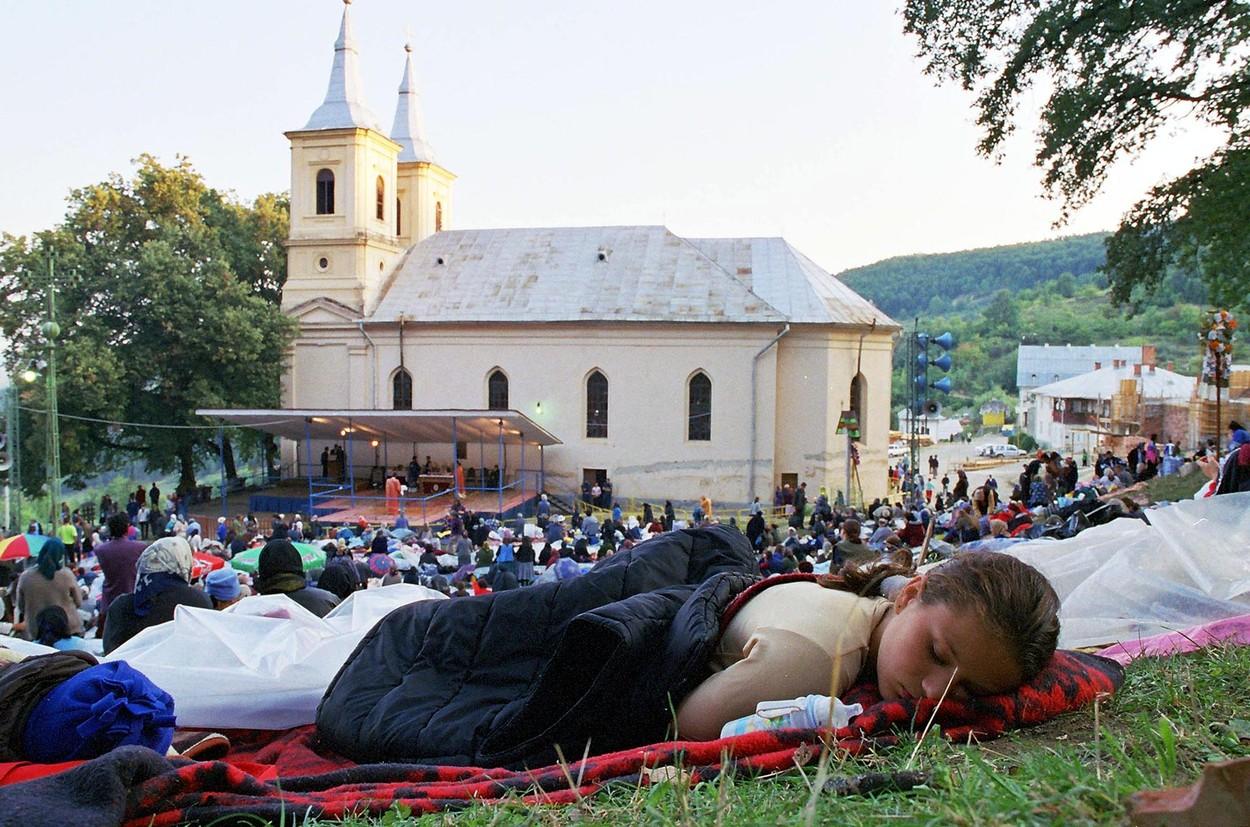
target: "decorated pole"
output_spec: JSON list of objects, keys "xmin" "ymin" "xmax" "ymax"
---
[{"xmin": 1202, "ymin": 309, "xmax": 1237, "ymax": 459}]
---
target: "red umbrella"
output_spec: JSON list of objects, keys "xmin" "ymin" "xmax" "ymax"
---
[{"xmin": 191, "ymin": 552, "xmax": 226, "ymax": 580}]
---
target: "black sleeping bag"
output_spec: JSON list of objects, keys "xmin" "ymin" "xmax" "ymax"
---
[{"xmin": 315, "ymin": 525, "xmax": 759, "ymax": 767}]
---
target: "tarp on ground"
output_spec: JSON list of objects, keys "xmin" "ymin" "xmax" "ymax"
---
[
  {"xmin": 1002, "ymin": 492, "xmax": 1250, "ymax": 649},
  {"xmin": 102, "ymin": 584, "xmax": 447, "ymax": 730}
]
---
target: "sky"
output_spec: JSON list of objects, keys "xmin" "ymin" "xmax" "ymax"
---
[{"xmin": 0, "ymin": 0, "xmax": 1223, "ymax": 274}]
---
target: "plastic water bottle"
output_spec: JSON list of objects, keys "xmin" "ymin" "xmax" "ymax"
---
[{"xmin": 718, "ymin": 695, "xmax": 863, "ymax": 738}]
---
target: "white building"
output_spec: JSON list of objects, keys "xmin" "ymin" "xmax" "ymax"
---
[
  {"xmin": 1021, "ymin": 362, "xmax": 1193, "ymax": 455},
  {"xmin": 896, "ymin": 408, "xmax": 964, "ymax": 442},
  {"xmin": 1016, "ymin": 344, "xmax": 1152, "ymax": 429},
  {"xmin": 268, "ymin": 4, "xmax": 898, "ymax": 507}
]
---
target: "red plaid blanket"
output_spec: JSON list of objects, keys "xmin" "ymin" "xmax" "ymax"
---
[{"xmin": 100, "ymin": 649, "xmax": 1120, "ymax": 825}]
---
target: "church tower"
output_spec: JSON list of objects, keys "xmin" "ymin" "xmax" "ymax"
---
[
  {"xmin": 283, "ymin": 0, "xmax": 403, "ymax": 316},
  {"xmin": 390, "ymin": 43, "xmax": 456, "ymax": 247}
]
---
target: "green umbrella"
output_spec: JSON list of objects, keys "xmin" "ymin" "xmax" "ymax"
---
[{"xmin": 229, "ymin": 541, "xmax": 327, "ymax": 575}]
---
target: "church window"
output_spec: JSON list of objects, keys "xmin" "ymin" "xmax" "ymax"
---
[
  {"xmin": 316, "ymin": 169, "xmax": 335, "ymax": 215},
  {"xmin": 586, "ymin": 371, "xmax": 608, "ymax": 438},
  {"xmin": 392, "ymin": 368, "xmax": 413, "ymax": 410},
  {"xmin": 488, "ymin": 370, "xmax": 509, "ymax": 410},
  {"xmin": 376, "ymin": 176, "xmax": 385, "ymax": 221},
  {"xmin": 435, "ymin": 201, "xmax": 443, "ymax": 232},
  {"xmin": 850, "ymin": 373, "xmax": 867, "ymax": 442},
  {"xmin": 688, "ymin": 372, "xmax": 711, "ymax": 441},
  {"xmin": 396, "ymin": 198, "xmax": 402, "ymax": 235}
]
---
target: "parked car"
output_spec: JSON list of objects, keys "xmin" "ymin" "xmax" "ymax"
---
[{"xmin": 980, "ymin": 443, "xmax": 1027, "ymax": 458}]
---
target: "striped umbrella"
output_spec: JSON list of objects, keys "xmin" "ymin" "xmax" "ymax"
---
[{"xmin": 0, "ymin": 533, "xmax": 51, "ymax": 563}]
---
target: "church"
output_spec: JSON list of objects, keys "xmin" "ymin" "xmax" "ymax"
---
[{"xmin": 273, "ymin": 1, "xmax": 898, "ymax": 509}]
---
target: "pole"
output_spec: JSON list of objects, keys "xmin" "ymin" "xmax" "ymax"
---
[
  {"xmin": 43, "ymin": 251, "xmax": 61, "ymax": 529},
  {"xmin": 304, "ymin": 419, "xmax": 314, "ymax": 519},
  {"xmin": 519, "ymin": 435, "xmax": 526, "ymax": 516},
  {"xmin": 497, "ymin": 419, "xmax": 504, "ymax": 515},
  {"xmin": 539, "ymin": 444, "xmax": 545, "ymax": 495},
  {"xmin": 347, "ymin": 418, "xmax": 356, "ymax": 507},
  {"xmin": 1215, "ymin": 356, "xmax": 1222, "ymax": 461},
  {"xmin": 10, "ymin": 387, "xmax": 21, "ymax": 530},
  {"xmin": 218, "ymin": 427, "xmax": 227, "ymax": 526},
  {"xmin": 844, "ymin": 430, "xmax": 852, "ymax": 510}
]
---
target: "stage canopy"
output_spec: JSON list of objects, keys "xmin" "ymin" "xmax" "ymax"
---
[{"xmin": 195, "ymin": 408, "xmax": 562, "ymax": 447}]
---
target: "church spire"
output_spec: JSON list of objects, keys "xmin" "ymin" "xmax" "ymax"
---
[
  {"xmin": 303, "ymin": 0, "xmax": 382, "ymax": 132},
  {"xmin": 390, "ymin": 41, "xmax": 437, "ymax": 163}
]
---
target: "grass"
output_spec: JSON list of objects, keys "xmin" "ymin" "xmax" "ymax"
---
[{"xmin": 299, "ymin": 644, "xmax": 1250, "ymax": 826}]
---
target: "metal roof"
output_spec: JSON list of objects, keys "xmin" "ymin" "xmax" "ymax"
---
[
  {"xmin": 195, "ymin": 409, "xmax": 561, "ymax": 447},
  {"xmin": 390, "ymin": 44, "xmax": 436, "ymax": 163},
  {"xmin": 369, "ymin": 226, "xmax": 889, "ymax": 326},
  {"xmin": 301, "ymin": 3, "xmax": 384, "ymax": 133},
  {"xmin": 1028, "ymin": 364, "xmax": 1194, "ymax": 402},
  {"xmin": 685, "ymin": 237, "xmax": 895, "ymax": 326},
  {"xmin": 1016, "ymin": 344, "xmax": 1145, "ymax": 389}
]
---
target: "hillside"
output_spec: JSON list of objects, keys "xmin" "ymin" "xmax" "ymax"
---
[
  {"xmin": 839, "ymin": 235, "xmax": 1211, "ymax": 419},
  {"xmin": 837, "ymin": 232, "xmax": 1205, "ymax": 320}
]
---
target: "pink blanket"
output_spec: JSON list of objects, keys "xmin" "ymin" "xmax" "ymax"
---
[{"xmin": 1097, "ymin": 614, "xmax": 1250, "ymax": 665}]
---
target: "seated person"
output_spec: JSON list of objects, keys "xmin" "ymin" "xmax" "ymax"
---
[
  {"xmin": 104, "ymin": 537, "xmax": 214, "ymax": 654},
  {"xmin": 833, "ymin": 518, "xmax": 875, "ymax": 567},
  {"xmin": 34, "ymin": 605, "xmax": 93, "ymax": 652},
  {"xmin": 256, "ymin": 540, "xmax": 340, "ymax": 618}
]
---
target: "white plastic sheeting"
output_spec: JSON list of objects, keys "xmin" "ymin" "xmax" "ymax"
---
[
  {"xmin": 1004, "ymin": 492, "xmax": 1250, "ymax": 649},
  {"xmin": 103, "ymin": 584, "xmax": 447, "ymax": 730}
]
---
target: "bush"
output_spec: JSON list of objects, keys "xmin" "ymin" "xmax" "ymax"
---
[{"xmin": 1012, "ymin": 432, "xmax": 1038, "ymax": 452}]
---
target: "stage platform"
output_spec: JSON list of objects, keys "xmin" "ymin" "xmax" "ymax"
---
[{"xmin": 186, "ymin": 480, "xmax": 536, "ymax": 531}]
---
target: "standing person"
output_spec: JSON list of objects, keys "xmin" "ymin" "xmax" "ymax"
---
[
  {"xmin": 385, "ymin": 472, "xmax": 402, "ymax": 515},
  {"xmin": 148, "ymin": 505, "xmax": 165, "ymax": 539},
  {"xmin": 14, "ymin": 538, "xmax": 82, "ymax": 641},
  {"xmin": 454, "ymin": 461, "xmax": 466, "ymax": 499},
  {"xmin": 94, "ymin": 513, "xmax": 147, "ymax": 637},
  {"xmin": 57, "ymin": 515, "xmax": 81, "ymax": 567},
  {"xmin": 515, "ymin": 535, "xmax": 536, "ymax": 586},
  {"xmin": 149, "ymin": 482, "xmax": 161, "ymax": 512},
  {"xmin": 135, "ymin": 485, "xmax": 146, "ymax": 510},
  {"xmin": 536, "ymin": 493, "xmax": 551, "ymax": 529},
  {"xmin": 136, "ymin": 504, "xmax": 150, "ymax": 540},
  {"xmin": 663, "ymin": 501, "xmax": 675, "ymax": 532},
  {"xmin": 321, "ymin": 447, "xmax": 330, "ymax": 479}
]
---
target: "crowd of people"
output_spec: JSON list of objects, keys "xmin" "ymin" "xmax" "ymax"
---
[{"xmin": 2, "ymin": 419, "xmax": 1246, "ymax": 671}]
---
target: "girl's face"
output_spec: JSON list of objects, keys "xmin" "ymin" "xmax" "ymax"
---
[{"xmin": 873, "ymin": 577, "xmax": 1023, "ymax": 702}]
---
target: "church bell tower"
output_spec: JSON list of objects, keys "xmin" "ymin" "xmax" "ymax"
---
[{"xmin": 283, "ymin": 0, "xmax": 404, "ymax": 316}]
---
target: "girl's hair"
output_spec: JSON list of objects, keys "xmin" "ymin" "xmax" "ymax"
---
[
  {"xmin": 819, "ymin": 551, "xmax": 1061, "ymax": 681},
  {"xmin": 35, "ymin": 605, "xmax": 72, "ymax": 647}
]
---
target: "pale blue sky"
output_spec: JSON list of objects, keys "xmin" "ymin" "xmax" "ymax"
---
[{"xmin": 0, "ymin": 0, "xmax": 1221, "ymax": 273}]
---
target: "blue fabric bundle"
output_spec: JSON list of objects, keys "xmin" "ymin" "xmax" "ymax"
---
[{"xmin": 21, "ymin": 661, "xmax": 176, "ymax": 762}]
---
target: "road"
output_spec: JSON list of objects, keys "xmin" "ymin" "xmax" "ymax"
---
[{"xmin": 898, "ymin": 434, "xmax": 1026, "ymax": 500}]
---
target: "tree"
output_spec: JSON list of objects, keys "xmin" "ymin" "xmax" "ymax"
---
[
  {"xmin": 902, "ymin": 0, "xmax": 1250, "ymax": 310},
  {"xmin": 0, "ymin": 155, "xmax": 296, "ymax": 497}
]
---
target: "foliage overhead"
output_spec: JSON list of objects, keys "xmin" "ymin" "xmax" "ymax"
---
[
  {"xmin": 901, "ymin": 0, "xmax": 1250, "ymax": 310},
  {"xmin": 0, "ymin": 155, "xmax": 295, "ymax": 496}
]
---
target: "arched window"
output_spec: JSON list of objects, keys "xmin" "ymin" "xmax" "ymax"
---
[
  {"xmin": 435, "ymin": 201, "xmax": 443, "ymax": 232},
  {"xmin": 316, "ymin": 169, "xmax": 335, "ymax": 215},
  {"xmin": 586, "ymin": 370, "xmax": 608, "ymax": 438},
  {"xmin": 396, "ymin": 197, "xmax": 402, "ymax": 235},
  {"xmin": 392, "ymin": 368, "xmax": 413, "ymax": 410},
  {"xmin": 688, "ymin": 372, "xmax": 711, "ymax": 441},
  {"xmin": 488, "ymin": 369, "xmax": 509, "ymax": 410},
  {"xmin": 850, "ymin": 373, "xmax": 867, "ymax": 442},
  {"xmin": 376, "ymin": 176, "xmax": 385, "ymax": 221}
]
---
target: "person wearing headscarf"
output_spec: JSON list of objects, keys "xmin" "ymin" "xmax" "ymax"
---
[
  {"xmin": 103, "ymin": 537, "xmax": 213, "ymax": 654},
  {"xmin": 15, "ymin": 538, "xmax": 82, "ymax": 641},
  {"xmin": 256, "ymin": 539, "xmax": 340, "ymax": 617}
]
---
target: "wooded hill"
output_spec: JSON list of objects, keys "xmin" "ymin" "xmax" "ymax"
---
[{"xmin": 835, "ymin": 234, "xmax": 1211, "ymax": 418}]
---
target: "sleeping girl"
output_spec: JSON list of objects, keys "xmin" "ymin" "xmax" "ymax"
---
[{"xmin": 676, "ymin": 552, "xmax": 1060, "ymax": 739}]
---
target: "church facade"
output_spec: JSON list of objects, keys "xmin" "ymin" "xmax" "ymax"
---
[{"xmin": 280, "ymin": 3, "xmax": 898, "ymax": 507}]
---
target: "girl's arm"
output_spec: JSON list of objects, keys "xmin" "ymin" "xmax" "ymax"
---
[{"xmin": 675, "ymin": 629, "xmax": 861, "ymax": 741}]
